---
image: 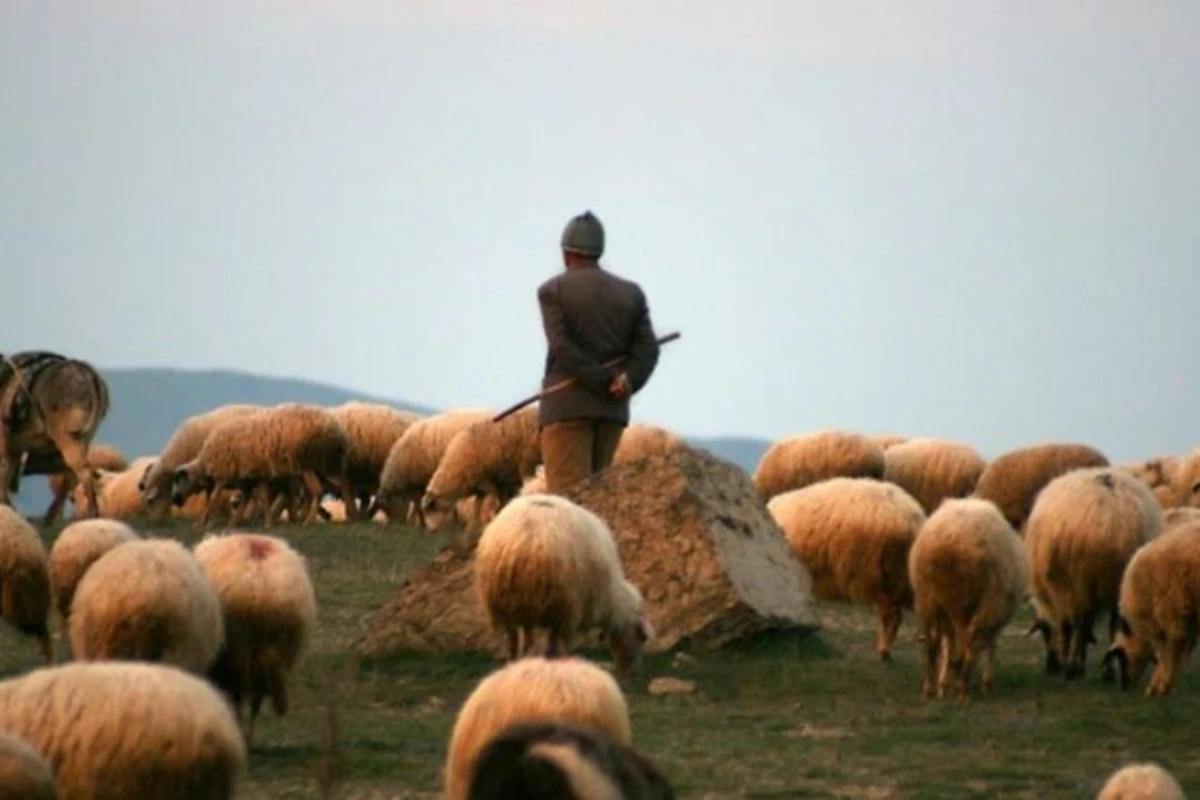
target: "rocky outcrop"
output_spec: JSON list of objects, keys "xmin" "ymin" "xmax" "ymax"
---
[{"xmin": 357, "ymin": 446, "xmax": 820, "ymax": 658}]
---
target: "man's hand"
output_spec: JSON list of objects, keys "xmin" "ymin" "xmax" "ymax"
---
[{"xmin": 609, "ymin": 372, "xmax": 632, "ymax": 399}]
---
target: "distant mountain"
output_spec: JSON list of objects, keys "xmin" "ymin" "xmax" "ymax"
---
[{"xmin": 11, "ymin": 367, "xmax": 769, "ymax": 515}]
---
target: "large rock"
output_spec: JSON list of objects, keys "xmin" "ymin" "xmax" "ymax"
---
[{"xmin": 357, "ymin": 447, "xmax": 820, "ymax": 658}]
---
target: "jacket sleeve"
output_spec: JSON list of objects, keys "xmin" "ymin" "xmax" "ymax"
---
[
  {"xmin": 538, "ymin": 281, "xmax": 615, "ymax": 394},
  {"xmin": 623, "ymin": 288, "xmax": 660, "ymax": 393}
]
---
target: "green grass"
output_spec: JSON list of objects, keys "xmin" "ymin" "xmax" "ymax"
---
[{"xmin": 3, "ymin": 520, "xmax": 1198, "ymax": 799}]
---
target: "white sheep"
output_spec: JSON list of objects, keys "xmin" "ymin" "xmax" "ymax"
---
[
  {"xmin": 68, "ymin": 456, "xmax": 158, "ymax": 521},
  {"xmin": 0, "ymin": 505, "xmax": 53, "ymax": 665},
  {"xmin": 69, "ymin": 538, "xmax": 225, "ymax": 676},
  {"xmin": 139, "ymin": 404, "xmax": 263, "ymax": 522},
  {"xmin": 753, "ymin": 430, "xmax": 886, "ymax": 501},
  {"xmin": 767, "ymin": 477, "xmax": 926, "ymax": 661},
  {"xmin": 372, "ymin": 408, "xmax": 493, "ymax": 527},
  {"xmin": 1102, "ymin": 520, "xmax": 1200, "ymax": 696},
  {"xmin": 908, "ymin": 497, "xmax": 1029, "ymax": 701},
  {"xmin": 443, "ymin": 656, "xmax": 633, "ymax": 800},
  {"xmin": 882, "ymin": 437, "xmax": 987, "ymax": 514},
  {"xmin": 47, "ymin": 518, "xmax": 141, "ymax": 652},
  {"xmin": 192, "ymin": 532, "xmax": 318, "ymax": 744},
  {"xmin": 971, "ymin": 442, "xmax": 1109, "ymax": 531},
  {"xmin": 420, "ymin": 406, "xmax": 541, "ymax": 531},
  {"xmin": 1095, "ymin": 762, "xmax": 1185, "ymax": 800},
  {"xmin": 171, "ymin": 403, "xmax": 357, "ymax": 527},
  {"xmin": 327, "ymin": 401, "xmax": 423, "ymax": 519},
  {"xmin": 0, "ymin": 661, "xmax": 245, "ymax": 799},
  {"xmin": 1025, "ymin": 466, "xmax": 1162, "ymax": 680},
  {"xmin": 474, "ymin": 493, "xmax": 651, "ymax": 677}
]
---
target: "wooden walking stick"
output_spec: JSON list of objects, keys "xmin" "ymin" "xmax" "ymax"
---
[{"xmin": 492, "ymin": 331, "xmax": 681, "ymax": 423}]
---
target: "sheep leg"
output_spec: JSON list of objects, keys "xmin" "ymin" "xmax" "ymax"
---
[
  {"xmin": 329, "ymin": 474, "xmax": 357, "ymax": 523},
  {"xmin": 980, "ymin": 638, "xmax": 997, "ymax": 694},
  {"xmin": 919, "ymin": 620, "xmax": 941, "ymax": 700},
  {"xmin": 936, "ymin": 632, "xmax": 955, "ymax": 700},
  {"xmin": 299, "ymin": 471, "xmax": 324, "ymax": 524},
  {"xmin": 1148, "ymin": 639, "xmax": 1186, "ymax": 697},
  {"xmin": 875, "ymin": 602, "xmax": 901, "ymax": 662},
  {"xmin": 1064, "ymin": 613, "xmax": 1095, "ymax": 681},
  {"xmin": 199, "ymin": 481, "xmax": 226, "ymax": 528}
]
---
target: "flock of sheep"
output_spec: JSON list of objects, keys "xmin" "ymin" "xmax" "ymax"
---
[{"xmin": 1, "ymin": 396, "xmax": 1198, "ymax": 797}]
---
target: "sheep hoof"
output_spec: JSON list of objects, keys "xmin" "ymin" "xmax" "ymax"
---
[{"xmin": 879, "ymin": 650, "xmax": 892, "ymax": 663}]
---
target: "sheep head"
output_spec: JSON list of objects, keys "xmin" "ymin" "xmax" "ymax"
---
[
  {"xmin": 1102, "ymin": 616, "xmax": 1153, "ymax": 690},
  {"xmin": 608, "ymin": 611, "xmax": 653, "ymax": 679},
  {"xmin": 171, "ymin": 462, "xmax": 210, "ymax": 507},
  {"xmin": 419, "ymin": 490, "xmax": 457, "ymax": 532}
]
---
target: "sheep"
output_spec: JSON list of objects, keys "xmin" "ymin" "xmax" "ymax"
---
[
  {"xmin": 752, "ymin": 430, "xmax": 886, "ymax": 501},
  {"xmin": 1102, "ymin": 521, "xmax": 1200, "ymax": 697},
  {"xmin": 420, "ymin": 406, "xmax": 541, "ymax": 532},
  {"xmin": 971, "ymin": 442, "xmax": 1109, "ymax": 531},
  {"xmin": 1095, "ymin": 762, "xmax": 1185, "ymax": 800},
  {"xmin": 1162, "ymin": 506, "xmax": 1200, "ymax": 531},
  {"xmin": 1117, "ymin": 456, "xmax": 1184, "ymax": 510},
  {"xmin": 1025, "ymin": 466, "xmax": 1162, "ymax": 680},
  {"xmin": 1172, "ymin": 447, "xmax": 1200, "ymax": 509},
  {"xmin": 68, "ymin": 455, "xmax": 157, "ymax": 520},
  {"xmin": 467, "ymin": 722, "xmax": 676, "ymax": 800},
  {"xmin": 443, "ymin": 656, "xmax": 633, "ymax": 800},
  {"xmin": 192, "ymin": 532, "xmax": 318, "ymax": 744},
  {"xmin": 47, "ymin": 518, "xmax": 140, "ymax": 641},
  {"xmin": 0, "ymin": 505, "xmax": 53, "ymax": 665},
  {"xmin": 0, "ymin": 729, "xmax": 57, "ymax": 800},
  {"xmin": 171, "ymin": 403, "xmax": 357, "ymax": 527},
  {"xmin": 0, "ymin": 661, "xmax": 245, "ymax": 799},
  {"xmin": 69, "ymin": 538, "xmax": 225, "ymax": 675},
  {"xmin": 610, "ymin": 423, "xmax": 686, "ymax": 466},
  {"xmin": 520, "ymin": 467, "xmax": 547, "ymax": 496},
  {"xmin": 908, "ymin": 498, "xmax": 1029, "ymax": 701},
  {"xmin": 43, "ymin": 442, "xmax": 126, "ymax": 524},
  {"xmin": 474, "ymin": 493, "xmax": 651, "ymax": 676},
  {"xmin": 372, "ymin": 408, "xmax": 493, "ymax": 527},
  {"xmin": 882, "ymin": 437, "xmax": 987, "ymax": 514},
  {"xmin": 327, "ymin": 401, "xmax": 423, "ymax": 519},
  {"xmin": 140, "ymin": 403, "xmax": 263, "ymax": 522},
  {"xmin": 767, "ymin": 477, "xmax": 926, "ymax": 661}
]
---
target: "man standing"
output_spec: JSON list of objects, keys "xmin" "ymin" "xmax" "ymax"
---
[{"xmin": 537, "ymin": 210, "xmax": 661, "ymax": 493}]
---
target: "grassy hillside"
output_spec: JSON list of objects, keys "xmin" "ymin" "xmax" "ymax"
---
[
  {"xmin": 11, "ymin": 367, "xmax": 770, "ymax": 514},
  {"xmin": 3, "ymin": 518, "xmax": 1194, "ymax": 798}
]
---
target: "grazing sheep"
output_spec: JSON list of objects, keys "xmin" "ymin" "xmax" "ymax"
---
[
  {"xmin": 868, "ymin": 434, "xmax": 909, "ymax": 452},
  {"xmin": 0, "ymin": 728, "xmax": 57, "ymax": 800},
  {"xmin": 140, "ymin": 404, "xmax": 263, "ymax": 522},
  {"xmin": 1102, "ymin": 521, "xmax": 1200, "ymax": 697},
  {"xmin": 444, "ymin": 656, "xmax": 633, "ymax": 800},
  {"xmin": 43, "ymin": 442, "xmax": 126, "ymax": 524},
  {"xmin": 767, "ymin": 477, "xmax": 926, "ymax": 661},
  {"xmin": 474, "ymin": 494, "xmax": 651, "ymax": 677},
  {"xmin": 421, "ymin": 406, "xmax": 541, "ymax": 532},
  {"xmin": 610, "ymin": 423, "xmax": 686, "ymax": 466},
  {"xmin": 0, "ymin": 661, "xmax": 245, "ymax": 799},
  {"xmin": 908, "ymin": 498, "xmax": 1029, "ymax": 701},
  {"xmin": 1096, "ymin": 762, "xmax": 1185, "ymax": 800},
  {"xmin": 1172, "ymin": 448, "xmax": 1200, "ymax": 509},
  {"xmin": 47, "ymin": 518, "xmax": 141, "ymax": 636},
  {"xmin": 372, "ymin": 408, "xmax": 493, "ymax": 527},
  {"xmin": 467, "ymin": 722, "xmax": 676, "ymax": 800},
  {"xmin": 1025, "ymin": 467, "xmax": 1162, "ymax": 680},
  {"xmin": 0, "ymin": 505, "xmax": 52, "ymax": 665},
  {"xmin": 68, "ymin": 456, "xmax": 157, "ymax": 520},
  {"xmin": 1162, "ymin": 506, "xmax": 1200, "ymax": 531},
  {"xmin": 69, "ymin": 538, "xmax": 225, "ymax": 675},
  {"xmin": 1118, "ymin": 456, "xmax": 1183, "ymax": 510},
  {"xmin": 883, "ymin": 438, "xmax": 987, "ymax": 514},
  {"xmin": 752, "ymin": 430, "xmax": 886, "ymax": 501},
  {"xmin": 192, "ymin": 532, "xmax": 318, "ymax": 744},
  {"xmin": 327, "ymin": 401, "xmax": 423, "ymax": 519},
  {"xmin": 971, "ymin": 442, "xmax": 1109, "ymax": 531},
  {"xmin": 171, "ymin": 403, "xmax": 357, "ymax": 527}
]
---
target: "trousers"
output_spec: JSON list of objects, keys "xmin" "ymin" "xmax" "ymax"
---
[{"xmin": 540, "ymin": 419, "xmax": 626, "ymax": 494}]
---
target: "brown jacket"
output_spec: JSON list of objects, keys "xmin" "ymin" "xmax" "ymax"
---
[{"xmin": 537, "ymin": 264, "xmax": 660, "ymax": 426}]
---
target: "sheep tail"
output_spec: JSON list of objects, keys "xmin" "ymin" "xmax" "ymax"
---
[{"xmin": 526, "ymin": 742, "xmax": 623, "ymax": 800}]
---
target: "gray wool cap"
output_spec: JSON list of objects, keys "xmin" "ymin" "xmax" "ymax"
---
[{"xmin": 561, "ymin": 210, "xmax": 605, "ymax": 257}]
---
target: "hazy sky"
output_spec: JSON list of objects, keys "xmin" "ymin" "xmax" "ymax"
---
[{"xmin": 2, "ymin": 1, "xmax": 1196, "ymax": 459}]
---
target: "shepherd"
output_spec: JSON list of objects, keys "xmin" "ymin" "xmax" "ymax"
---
[{"xmin": 535, "ymin": 210, "xmax": 661, "ymax": 493}]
